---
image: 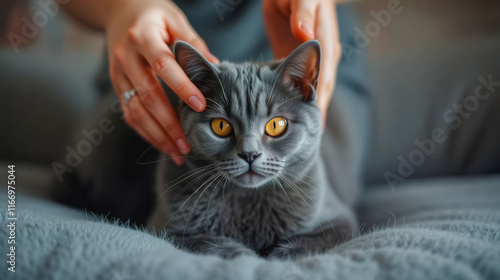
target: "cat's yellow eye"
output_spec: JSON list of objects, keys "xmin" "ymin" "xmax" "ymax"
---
[
  {"xmin": 265, "ymin": 117, "xmax": 287, "ymax": 137},
  {"xmin": 211, "ymin": 118, "xmax": 232, "ymax": 137}
]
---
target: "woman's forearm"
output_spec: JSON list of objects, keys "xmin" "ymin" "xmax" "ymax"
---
[{"xmin": 61, "ymin": 0, "xmax": 123, "ymax": 30}]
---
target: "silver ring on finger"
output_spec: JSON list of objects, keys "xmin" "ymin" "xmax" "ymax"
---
[{"xmin": 123, "ymin": 89, "xmax": 137, "ymax": 105}]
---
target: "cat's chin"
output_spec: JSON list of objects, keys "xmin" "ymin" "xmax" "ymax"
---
[{"xmin": 229, "ymin": 171, "xmax": 272, "ymax": 189}]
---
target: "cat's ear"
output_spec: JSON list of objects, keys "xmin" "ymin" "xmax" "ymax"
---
[
  {"xmin": 278, "ymin": 40, "xmax": 321, "ymax": 101},
  {"xmin": 174, "ymin": 41, "xmax": 217, "ymax": 89}
]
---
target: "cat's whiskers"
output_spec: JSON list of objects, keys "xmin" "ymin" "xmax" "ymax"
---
[
  {"xmin": 280, "ymin": 167, "xmax": 321, "ymax": 185},
  {"xmin": 170, "ymin": 161, "xmax": 234, "ymax": 202},
  {"xmin": 281, "ymin": 172, "xmax": 317, "ymax": 203},
  {"xmin": 261, "ymin": 179, "xmax": 278, "ymax": 200},
  {"xmin": 204, "ymin": 97, "xmax": 226, "ymax": 113},
  {"xmin": 161, "ymin": 160, "xmax": 233, "ymax": 202},
  {"xmin": 281, "ymin": 170, "xmax": 321, "ymax": 191},
  {"xmin": 222, "ymin": 172, "xmax": 232, "ymax": 208},
  {"xmin": 278, "ymin": 162, "xmax": 315, "ymax": 179},
  {"xmin": 172, "ymin": 169, "xmax": 216, "ymax": 202},
  {"xmin": 210, "ymin": 68, "xmax": 230, "ymax": 107},
  {"xmin": 182, "ymin": 171, "xmax": 224, "ymax": 240},
  {"xmin": 204, "ymin": 103, "xmax": 222, "ymax": 112},
  {"xmin": 280, "ymin": 175, "xmax": 315, "ymax": 206},
  {"xmin": 157, "ymin": 163, "xmax": 219, "ymax": 200},
  {"xmin": 266, "ymin": 63, "xmax": 282, "ymax": 108},
  {"xmin": 274, "ymin": 176, "xmax": 297, "ymax": 216},
  {"xmin": 167, "ymin": 171, "xmax": 222, "ymax": 231},
  {"xmin": 270, "ymin": 179, "xmax": 278, "ymax": 199},
  {"xmin": 282, "ymin": 176, "xmax": 327, "ymax": 239},
  {"xmin": 255, "ymin": 170, "xmax": 275, "ymax": 176},
  {"xmin": 222, "ymin": 165, "xmax": 247, "ymax": 177},
  {"xmin": 136, "ymin": 145, "xmax": 206, "ymax": 165},
  {"xmin": 280, "ymin": 174, "xmax": 337, "ymax": 241},
  {"xmin": 276, "ymin": 95, "xmax": 303, "ymax": 108},
  {"xmin": 205, "ymin": 173, "xmax": 228, "ymax": 230},
  {"xmin": 165, "ymin": 160, "xmax": 234, "ymax": 190}
]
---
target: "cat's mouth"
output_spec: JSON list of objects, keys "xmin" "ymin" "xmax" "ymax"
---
[
  {"xmin": 235, "ymin": 170, "xmax": 262, "ymax": 178},
  {"xmin": 230, "ymin": 169, "xmax": 269, "ymax": 188}
]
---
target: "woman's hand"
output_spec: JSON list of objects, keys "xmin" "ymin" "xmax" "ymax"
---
[
  {"xmin": 263, "ymin": 0, "xmax": 341, "ymax": 122},
  {"xmin": 105, "ymin": 0, "xmax": 219, "ymax": 165}
]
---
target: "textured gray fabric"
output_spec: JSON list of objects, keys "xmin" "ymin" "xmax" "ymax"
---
[{"xmin": 2, "ymin": 175, "xmax": 499, "ymax": 280}]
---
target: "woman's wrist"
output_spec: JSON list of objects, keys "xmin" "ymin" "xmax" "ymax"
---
[
  {"xmin": 102, "ymin": 0, "xmax": 136, "ymax": 31},
  {"xmin": 62, "ymin": 0, "xmax": 129, "ymax": 31}
]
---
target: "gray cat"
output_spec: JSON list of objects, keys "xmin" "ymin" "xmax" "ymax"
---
[{"xmin": 148, "ymin": 40, "xmax": 358, "ymax": 258}]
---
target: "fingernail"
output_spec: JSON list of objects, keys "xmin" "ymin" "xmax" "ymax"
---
[
  {"xmin": 206, "ymin": 52, "xmax": 220, "ymax": 63},
  {"xmin": 171, "ymin": 152, "xmax": 183, "ymax": 166},
  {"xmin": 176, "ymin": 139, "xmax": 190, "ymax": 155},
  {"xmin": 300, "ymin": 22, "xmax": 314, "ymax": 38},
  {"xmin": 188, "ymin": 96, "xmax": 205, "ymax": 112}
]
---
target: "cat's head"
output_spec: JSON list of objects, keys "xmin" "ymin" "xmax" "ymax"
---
[{"xmin": 174, "ymin": 40, "xmax": 322, "ymax": 188}]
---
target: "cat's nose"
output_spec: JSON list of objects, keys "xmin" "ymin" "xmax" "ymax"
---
[{"xmin": 238, "ymin": 152, "xmax": 262, "ymax": 164}]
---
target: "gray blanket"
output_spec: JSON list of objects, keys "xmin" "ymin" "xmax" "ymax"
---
[{"xmin": 1, "ymin": 175, "xmax": 499, "ymax": 280}]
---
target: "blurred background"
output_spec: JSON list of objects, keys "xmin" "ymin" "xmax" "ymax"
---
[{"xmin": 1, "ymin": 0, "xmax": 499, "ymax": 199}]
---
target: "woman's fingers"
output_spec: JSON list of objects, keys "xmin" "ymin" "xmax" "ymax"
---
[
  {"xmin": 315, "ymin": 2, "xmax": 341, "ymax": 120},
  {"xmin": 104, "ymin": 0, "xmax": 222, "ymax": 165},
  {"xmin": 167, "ymin": 12, "xmax": 219, "ymax": 63},
  {"xmin": 290, "ymin": 0, "xmax": 317, "ymax": 42},
  {"xmin": 127, "ymin": 96, "xmax": 182, "ymax": 164},
  {"xmin": 130, "ymin": 26, "xmax": 207, "ymax": 113},
  {"xmin": 282, "ymin": 0, "xmax": 341, "ymax": 118},
  {"xmin": 115, "ymin": 46, "xmax": 191, "ymax": 155},
  {"xmin": 140, "ymin": 67, "xmax": 192, "ymax": 156},
  {"xmin": 263, "ymin": 0, "xmax": 298, "ymax": 59},
  {"xmin": 129, "ymin": 98, "xmax": 184, "ymax": 166},
  {"xmin": 111, "ymin": 60, "xmax": 184, "ymax": 165}
]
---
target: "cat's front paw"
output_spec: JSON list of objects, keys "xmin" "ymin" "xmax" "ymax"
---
[
  {"xmin": 267, "ymin": 240, "xmax": 311, "ymax": 259},
  {"xmin": 180, "ymin": 236, "xmax": 257, "ymax": 259},
  {"xmin": 267, "ymin": 237, "xmax": 330, "ymax": 259},
  {"xmin": 204, "ymin": 239, "xmax": 257, "ymax": 259}
]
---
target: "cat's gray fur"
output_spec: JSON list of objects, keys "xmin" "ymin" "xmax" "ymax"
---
[{"xmin": 148, "ymin": 40, "xmax": 357, "ymax": 258}]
